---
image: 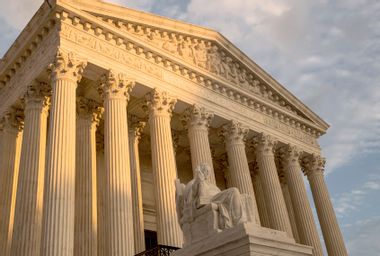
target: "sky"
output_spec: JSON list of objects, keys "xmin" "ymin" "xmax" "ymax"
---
[{"xmin": 0, "ymin": 0, "xmax": 379, "ymax": 254}]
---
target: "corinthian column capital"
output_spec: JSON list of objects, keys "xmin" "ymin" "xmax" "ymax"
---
[
  {"xmin": 278, "ymin": 144, "xmax": 303, "ymax": 168},
  {"xmin": 76, "ymin": 97, "xmax": 104, "ymax": 125},
  {"xmin": 284, "ymin": 145, "xmax": 302, "ymax": 163},
  {"xmin": 129, "ymin": 115, "xmax": 146, "ymax": 142},
  {"xmin": 48, "ymin": 49, "xmax": 87, "ymax": 83},
  {"xmin": 1, "ymin": 107, "xmax": 24, "ymax": 132},
  {"xmin": 144, "ymin": 88, "xmax": 177, "ymax": 117},
  {"xmin": 302, "ymin": 154, "xmax": 326, "ymax": 177},
  {"xmin": 24, "ymin": 81, "xmax": 51, "ymax": 109},
  {"xmin": 253, "ymin": 133, "xmax": 277, "ymax": 155},
  {"xmin": 181, "ymin": 104, "xmax": 214, "ymax": 130},
  {"xmin": 99, "ymin": 70, "xmax": 135, "ymax": 100},
  {"xmin": 221, "ymin": 120, "xmax": 248, "ymax": 147}
]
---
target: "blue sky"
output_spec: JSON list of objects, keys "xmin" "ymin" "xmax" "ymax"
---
[{"xmin": 1, "ymin": 0, "xmax": 379, "ymax": 254}]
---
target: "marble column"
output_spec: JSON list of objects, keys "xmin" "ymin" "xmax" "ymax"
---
[
  {"xmin": 254, "ymin": 133, "xmax": 293, "ymax": 237},
  {"xmin": 250, "ymin": 163, "xmax": 270, "ymax": 228},
  {"xmin": 95, "ymin": 132, "xmax": 106, "ymax": 256},
  {"xmin": 278, "ymin": 172, "xmax": 301, "ymax": 243},
  {"xmin": 281, "ymin": 146, "xmax": 323, "ymax": 255},
  {"xmin": 145, "ymin": 88, "xmax": 183, "ymax": 247},
  {"xmin": 221, "ymin": 121, "xmax": 260, "ymax": 225},
  {"xmin": 181, "ymin": 105, "xmax": 216, "ymax": 184},
  {"xmin": 0, "ymin": 109, "xmax": 23, "ymax": 256},
  {"xmin": 74, "ymin": 97, "xmax": 103, "ymax": 256},
  {"xmin": 41, "ymin": 50, "xmax": 86, "ymax": 256},
  {"xmin": 303, "ymin": 154, "xmax": 348, "ymax": 256},
  {"xmin": 128, "ymin": 117, "xmax": 146, "ymax": 254},
  {"xmin": 11, "ymin": 82, "xmax": 50, "ymax": 256},
  {"xmin": 99, "ymin": 70, "xmax": 135, "ymax": 255}
]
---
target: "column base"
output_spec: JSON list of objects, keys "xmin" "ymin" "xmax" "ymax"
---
[{"xmin": 173, "ymin": 223, "xmax": 312, "ymax": 256}]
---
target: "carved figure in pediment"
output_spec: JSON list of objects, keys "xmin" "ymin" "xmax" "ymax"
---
[
  {"xmin": 133, "ymin": 25, "xmax": 145, "ymax": 37},
  {"xmin": 238, "ymin": 68, "xmax": 248, "ymax": 85},
  {"xmin": 147, "ymin": 29, "xmax": 163, "ymax": 47},
  {"xmin": 226, "ymin": 57, "xmax": 238, "ymax": 84},
  {"xmin": 162, "ymin": 32, "xmax": 179, "ymax": 54},
  {"xmin": 219, "ymin": 52, "xmax": 229, "ymax": 79},
  {"xmin": 193, "ymin": 41, "xmax": 208, "ymax": 69},
  {"xmin": 178, "ymin": 41, "xmax": 195, "ymax": 63},
  {"xmin": 207, "ymin": 45, "xmax": 222, "ymax": 75},
  {"xmin": 250, "ymin": 79, "xmax": 261, "ymax": 94}
]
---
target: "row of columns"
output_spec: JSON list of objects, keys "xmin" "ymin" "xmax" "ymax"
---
[
  {"xmin": 178, "ymin": 104, "xmax": 347, "ymax": 256},
  {"xmin": 0, "ymin": 50, "xmax": 347, "ymax": 256},
  {"xmin": 0, "ymin": 52, "xmax": 184, "ymax": 255}
]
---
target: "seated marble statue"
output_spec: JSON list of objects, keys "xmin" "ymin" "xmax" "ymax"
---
[{"xmin": 175, "ymin": 163, "xmax": 251, "ymax": 234}]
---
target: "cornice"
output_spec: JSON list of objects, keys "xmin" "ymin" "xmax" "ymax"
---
[
  {"xmin": 0, "ymin": 2, "xmax": 52, "ymax": 81},
  {"xmin": 0, "ymin": 3, "xmax": 56, "ymax": 99}
]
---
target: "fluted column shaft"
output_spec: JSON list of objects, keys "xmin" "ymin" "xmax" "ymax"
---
[
  {"xmin": 283, "ymin": 147, "xmax": 323, "ymax": 255},
  {"xmin": 255, "ymin": 133, "xmax": 293, "ymax": 237},
  {"xmin": 74, "ymin": 98, "xmax": 103, "ymax": 256},
  {"xmin": 146, "ymin": 88, "xmax": 183, "ymax": 247},
  {"xmin": 222, "ymin": 121, "xmax": 260, "ymax": 225},
  {"xmin": 0, "ymin": 110, "xmax": 23, "ymax": 256},
  {"xmin": 129, "ymin": 120, "xmax": 146, "ymax": 253},
  {"xmin": 99, "ymin": 70, "xmax": 135, "ymax": 255},
  {"xmin": 41, "ymin": 51, "xmax": 87, "ymax": 256},
  {"xmin": 182, "ymin": 105, "xmax": 216, "ymax": 184},
  {"xmin": 11, "ymin": 82, "xmax": 50, "ymax": 256},
  {"xmin": 304, "ymin": 155, "xmax": 347, "ymax": 256},
  {"xmin": 280, "ymin": 181, "xmax": 300, "ymax": 242},
  {"xmin": 95, "ymin": 135, "xmax": 106, "ymax": 256},
  {"xmin": 251, "ymin": 168, "xmax": 270, "ymax": 228}
]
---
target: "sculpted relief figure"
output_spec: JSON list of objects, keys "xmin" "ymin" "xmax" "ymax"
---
[
  {"xmin": 207, "ymin": 45, "xmax": 222, "ymax": 75},
  {"xmin": 178, "ymin": 40, "xmax": 195, "ymax": 63},
  {"xmin": 162, "ymin": 32, "xmax": 179, "ymax": 54},
  {"xmin": 193, "ymin": 41, "xmax": 208, "ymax": 69},
  {"xmin": 176, "ymin": 163, "xmax": 255, "ymax": 244}
]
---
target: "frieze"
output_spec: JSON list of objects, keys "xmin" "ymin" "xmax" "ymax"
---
[
  {"xmin": 263, "ymin": 116, "xmax": 317, "ymax": 146},
  {"xmin": 60, "ymin": 23, "xmax": 163, "ymax": 79}
]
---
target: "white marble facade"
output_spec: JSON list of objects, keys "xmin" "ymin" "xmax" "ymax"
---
[{"xmin": 0, "ymin": 0, "xmax": 347, "ymax": 255}]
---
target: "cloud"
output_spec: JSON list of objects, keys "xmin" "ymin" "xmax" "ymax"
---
[
  {"xmin": 345, "ymin": 216, "xmax": 380, "ymax": 256},
  {"xmin": 0, "ymin": 0, "xmax": 43, "ymax": 30},
  {"xmin": 109, "ymin": 0, "xmax": 155, "ymax": 11},
  {"xmin": 333, "ymin": 176, "xmax": 380, "ymax": 217}
]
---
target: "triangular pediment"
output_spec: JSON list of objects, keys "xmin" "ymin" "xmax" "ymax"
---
[{"xmin": 0, "ymin": 0, "xmax": 326, "ymax": 137}]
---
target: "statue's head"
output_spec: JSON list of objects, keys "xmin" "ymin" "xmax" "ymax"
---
[{"xmin": 195, "ymin": 163, "xmax": 210, "ymax": 181}]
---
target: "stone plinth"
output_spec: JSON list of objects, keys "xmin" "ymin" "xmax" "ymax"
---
[{"xmin": 173, "ymin": 223, "xmax": 312, "ymax": 256}]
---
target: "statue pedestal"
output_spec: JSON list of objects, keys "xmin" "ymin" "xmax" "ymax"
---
[{"xmin": 173, "ymin": 222, "xmax": 313, "ymax": 256}]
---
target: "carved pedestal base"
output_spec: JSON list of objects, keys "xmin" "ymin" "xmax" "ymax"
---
[
  {"xmin": 182, "ymin": 203, "xmax": 220, "ymax": 247},
  {"xmin": 173, "ymin": 223, "xmax": 312, "ymax": 256}
]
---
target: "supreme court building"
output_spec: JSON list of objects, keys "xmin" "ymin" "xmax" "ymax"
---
[{"xmin": 0, "ymin": 0, "xmax": 348, "ymax": 255}]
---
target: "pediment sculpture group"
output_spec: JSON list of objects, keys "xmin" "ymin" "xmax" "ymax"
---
[{"xmin": 128, "ymin": 25, "xmax": 262, "ymax": 93}]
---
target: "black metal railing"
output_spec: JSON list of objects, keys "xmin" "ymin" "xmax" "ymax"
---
[{"xmin": 135, "ymin": 244, "xmax": 180, "ymax": 256}]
